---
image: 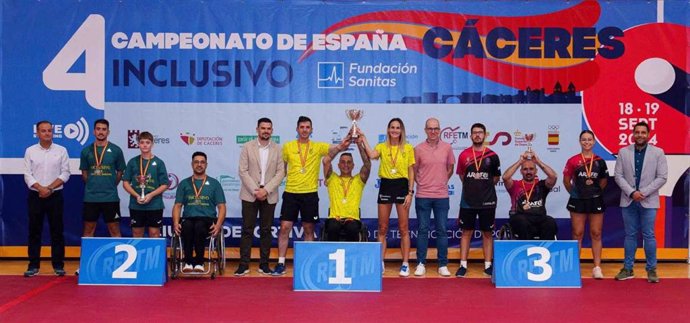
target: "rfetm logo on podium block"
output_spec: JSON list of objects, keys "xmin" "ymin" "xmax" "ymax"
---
[
  {"xmin": 293, "ymin": 241, "xmax": 381, "ymax": 292},
  {"xmin": 494, "ymin": 240, "xmax": 581, "ymax": 288},
  {"xmin": 78, "ymin": 238, "xmax": 167, "ymax": 286}
]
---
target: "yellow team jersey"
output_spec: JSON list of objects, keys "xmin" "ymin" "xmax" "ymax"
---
[
  {"xmin": 326, "ymin": 173, "xmax": 365, "ymax": 220},
  {"xmin": 375, "ymin": 142, "xmax": 415, "ymax": 179},
  {"xmin": 283, "ymin": 140, "xmax": 330, "ymax": 193}
]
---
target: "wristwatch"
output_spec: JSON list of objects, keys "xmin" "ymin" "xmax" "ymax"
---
[{"xmin": 408, "ymin": 189, "xmax": 414, "ymax": 195}]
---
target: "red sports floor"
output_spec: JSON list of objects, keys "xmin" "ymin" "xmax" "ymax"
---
[{"xmin": 1, "ymin": 275, "xmax": 688, "ymax": 322}]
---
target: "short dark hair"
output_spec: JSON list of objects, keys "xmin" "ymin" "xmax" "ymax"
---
[
  {"xmin": 192, "ymin": 151, "xmax": 207, "ymax": 161},
  {"xmin": 340, "ymin": 152, "xmax": 353, "ymax": 160},
  {"xmin": 94, "ymin": 119, "xmax": 110, "ymax": 129},
  {"xmin": 35, "ymin": 120, "xmax": 52, "ymax": 129},
  {"xmin": 257, "ymin": 117, "xmax": 272, "ymax": 127},
  {"xmin": 138, "ymin": 131, "xmax": 154, "ymax": 142},
  {"xmin": 297, "ymin": 116, "xmax": 312, "ymax": 127},
  {"xmin": 633, "ymin": 121, "xmax": 649, "ymax": 132},
  {"xmin": 579, "ymin": 130, "xmax": 595, "ymax": 140},
  {"xmin": 471, "ymin": 123, "xmax": 486, "ymax": 133}
]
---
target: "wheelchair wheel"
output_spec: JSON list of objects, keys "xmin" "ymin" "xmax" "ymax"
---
[
  {"xmin": 497, "ymin": 223, "xmax": 513, "ymax": 240},
  {"xmin": 215, "ymin": 235, "xmax": 226, "ymax": 276},
  {"xmin": 169, "ymin": 234, "xmax": 182, "ymax": 279}
]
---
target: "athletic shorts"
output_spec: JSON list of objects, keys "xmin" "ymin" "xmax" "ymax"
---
[
  {"xmin": 83, "ymin": 202, "xmax": 121, "ymax": 223},
  {"xmin": 130, "ymin": 209, "xmax": 164, "ymax": 228},
  {"xmin": 566, "ymin": 196, "xmax": 606, "ymax": 214},
  {"xmin": 280, "ymin": 192, "xmax": 319, "ymax": 223},
  {"xmin": 377, "ymin": 178, "xmax": 409, "ymax": 204},
  {"xmin": 458, "ymin": 208, "xmax": 496, "ymax": 231}
]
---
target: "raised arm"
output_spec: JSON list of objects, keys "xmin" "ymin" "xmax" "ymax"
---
[
  {"xmin": 356, "ymin": 135, "xmax": 372, "ymax": 183},
  {"xmin": 532, "ymin": 153, "xmax": 558, "ymax": 188},
  {"xmin": 358, "ymin": 131, "xmax": 380, "ymax": 160},
  {"xmin": 501, "ymin": 154, "xmax": 526, "ymax": 190}
]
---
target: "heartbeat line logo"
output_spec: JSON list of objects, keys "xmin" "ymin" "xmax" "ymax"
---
[{"xmin": 317, "ymin": 62, "xmax": 344, "ymax": 88}]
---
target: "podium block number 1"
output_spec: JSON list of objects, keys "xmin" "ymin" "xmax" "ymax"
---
[{"xmin": 328, "ymin": 249, "xmax": 352, "ymax": 285}]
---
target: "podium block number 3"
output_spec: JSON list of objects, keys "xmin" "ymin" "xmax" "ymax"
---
[
  {"xmin": 113, "ymin": 244, "xmax": 138, "ymax": 279},
  {"xmin": 328, "ymin": 249, "xmax": 352, "ymax": 285},
  {"xmin": 527, "ymin": 247, "xmax": 553, "ymax": 282}
]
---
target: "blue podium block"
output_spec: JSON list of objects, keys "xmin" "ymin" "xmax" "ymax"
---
[
  {"xmin": 293, "ymin": 241, "xmax": 382, "ymax": 292},
  {"xmin": 494, "ymin": 240, "xmax": 581, "ymax": 288},
  {"xmin": 78, "ymin": 237, "xmax": 167, "ymax": 286}
]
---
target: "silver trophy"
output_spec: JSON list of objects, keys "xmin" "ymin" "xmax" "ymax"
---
[
  {"xmin": 345, "ymin": 109, "xmax": 364, "ymax": 138},
  {"xmin": 524, "ymin": 133, "xmax": 536, "ymax": 160},
  {"xmin": 137, "ymin": 175, "xmax": 147, "ymax": 201}
]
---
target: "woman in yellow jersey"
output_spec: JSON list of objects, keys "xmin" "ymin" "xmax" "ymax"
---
[{"xmin": 361, "ymin": 118, "xmax": 415, "ymax": 277}]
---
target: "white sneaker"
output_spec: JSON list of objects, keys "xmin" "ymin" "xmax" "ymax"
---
[
  {"xmin": 382, "ymin": 261, "xmax": 385, "ymax": 275},
  {"xmin": 592, "ymin": 266, "xmax": 604, "ymax": 279},
  {"xmin": 399, "ymin": 264, "xmax": 410, "ymax": 277},
  {"xmin": 438, "ymin": 266, "xmax": 451, "ymax": 277},
  {"xmin": 414, "ymin": 263, "xmax": 426, "ymax": 276},
  {"xmin": 193, "ymin": 265, "xmax": 204, "ymax": 272},
  {"xmin": 182, "ymin": 264, "xmax": 193, "ymax": 273}
]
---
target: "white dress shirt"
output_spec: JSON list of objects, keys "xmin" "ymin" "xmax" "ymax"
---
[
  {"xmin": 258, "ymin": 141, "xmax": 270, "ymax": 186},
  {"xmin": 24, "ymin": 142, "xmax": 70, "ymax": 191}
]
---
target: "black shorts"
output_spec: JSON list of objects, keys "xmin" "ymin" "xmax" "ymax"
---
[
  {"xmin": 130, "ymin": 209, "xmax": 164, "ymax": 228},
  {"xmin": 377, "ymin": 178, "xmax": 409, "ymax": 204},
  {"xmin": 280, "ymin": 192, "xmax": 319, "ymax": 223},
  {"xmin": 459, "ymin": 208, "xmax": 496, "ymax": 231},
  {"xmin": 567, "ymin": 196, "xmax": 606, "ymax": 214},
  {"xmin": 83, "ymin": 202, "xmax": 121, "ymax": 223}
]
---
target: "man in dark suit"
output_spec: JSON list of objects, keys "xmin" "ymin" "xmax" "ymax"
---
[
  {"xmin": 614, "ymin": 121, "xmax": 667, "ymax": 283},
  {"xmin": 235, "ymin": 118, "xmax": 285, "ymax": 276}
]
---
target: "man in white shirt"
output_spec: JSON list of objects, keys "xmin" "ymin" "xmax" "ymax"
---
[{"xmin": 23, "ymin": 120, "xmax": 70, "ymax": 277}]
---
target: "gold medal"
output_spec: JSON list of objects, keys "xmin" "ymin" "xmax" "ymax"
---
[
  {"xmin": 340, "ymin": 176, "xmax": 353, "ymax": 205},
  {"xmin": 93, "ymin": 167, "xmax": 102, "ymax": 176},
  {"xmin": 523, "ymin": 202, "xmax": 531, "ymax": 210},
  {"xmin": 342, "ymin": 198, "xmax": 347, "ymax": 204},
  {"xmin": 192, "ymin": 176, "xmax": 207, "ymax": 202},
  {"xmin": 472, "ymin": 146, "xmax": 487, "ymax": 171},
  {"xmin": 297, "ymin": 141, "xmax": 310, "ymax": 175},
  {"xmin": 521, "ymin": 180, "xmax": 536, "ymax": 211},
  {"xmin": 391, "ymin": 168, "xmax": 397, "ymax": 174},
  {"xmin": 389, "ymin": 145, "xmax": 400, "ymax": 175},
  {"xmin": 93, "ymin": 142, "xmax": 108, "ymax": 176},
  {"xmin": 300, "ymin": 168, "xmax": 306, "ymax": 174}
]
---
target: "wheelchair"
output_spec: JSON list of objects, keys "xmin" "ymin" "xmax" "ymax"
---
[
  {"xmin": 169, "ymin": 231, "xmax": 226, "ymax": 279},
  {"xmin": 319, "ymin": 218, "xmax": 370, "ymax": 242},
  {"xmin": 496, "ymin": 216, "xmax": 557, "ymax": 241}
]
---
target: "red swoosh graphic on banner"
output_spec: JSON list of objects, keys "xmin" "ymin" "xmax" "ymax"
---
[{"xmin": 300, "ymin": 0, "xmax": 602, "ymax": 93}]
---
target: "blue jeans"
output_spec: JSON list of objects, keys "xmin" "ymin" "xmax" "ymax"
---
[
  {"xmin": 415, "ymin": 198, "xmax": 449, "ymax": 266},
  {"xmin": 621, "ymin": 202, "xmax": 658, "ymax": 271}
]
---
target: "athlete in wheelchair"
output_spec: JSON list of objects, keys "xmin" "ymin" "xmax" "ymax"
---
[
  {"xmin": 500, "ymin": 152, "xmax": 558, "ymax": 240},
  {"xmin": 170, "ymin": 152, "xmax": 227, "ymax": 278},
  {"xmin": 321, "ymin": 133, "xmax": 371, "ymax": 242}
]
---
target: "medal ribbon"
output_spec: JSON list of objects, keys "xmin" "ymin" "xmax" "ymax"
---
[
  {"xmin": 94, "ymin": 141, "xmax": 108, "ymax": 168},
  {"xmin": 192, "ymin": 176, "xmax": 207, "ymax": 200},
  {"xmin": 521, "ymin": 180, "xmax": 536, "ymax": 205},
  {"xmin": 340, "ymin": 176, "xmax": 353, "ymax": 200},
  {"xmin": 297, "ymin": 141, "xmax": 310, "ymax": 172},
  {"xmin": 472, "ymin": 147, "xmax": 486, "ymax": 171},
  {"xmin": 580, "ymin": 153, "xmax": 595, "ymax": 179},
  {"xmin": 389, "ymin": 144, "xmax": 399, "ymax": 170},
  {"xmin": 139, "ymin": 155, "xmax": 152, "ymax": 185}
]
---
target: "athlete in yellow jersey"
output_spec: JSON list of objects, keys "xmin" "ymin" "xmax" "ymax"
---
[
  {"xmin": 273, "ymin": 116, "xmax": 341, "ymax": 275},
  {"xmin": 361, "ymin": 118, "xmax": 416, "ymax": 277},
  {"xmin": 322, "ymin": 133, "xmax": 371, "ymax": 241}
]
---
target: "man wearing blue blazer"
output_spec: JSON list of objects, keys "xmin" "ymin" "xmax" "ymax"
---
[{"xmin": 614, "ymin": 121, "xmax": 667, "ymax": 283}]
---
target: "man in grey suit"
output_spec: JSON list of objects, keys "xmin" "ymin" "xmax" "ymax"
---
[
  {"xmin": 614, "ymin": 121, "xmax": 667, "ymax": 283},
  {"xmin": 235, "ymin": 117, "xmax": 285, "ymax": 276}
]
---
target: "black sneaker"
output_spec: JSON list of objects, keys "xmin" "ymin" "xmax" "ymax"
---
[
  {"xmin": 614, "ymin": 268, "xmax": 634, "ymax": 281},
  {"xmin": 455, "ymin": 266, "xmax": 467, "ymax": 278},
  {"xmin": 483, "ymin": 265, "xmax": 493, "ymax": 277},
  {"xmin": 54, "ymin": 268, "xmax": 66, "ymax": 277},
  {"xmin": 24, "ymin": 268, "xmax": 39, "ymax": 277},
  {"xmin": 258, "ymin": 264, "xmax": 273, "ymax": 275},
  {"xmin": 234, "ymin": 265, "xmax": 249, "ymax": 277}
]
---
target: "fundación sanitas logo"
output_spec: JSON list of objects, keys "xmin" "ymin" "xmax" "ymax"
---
[{"xmin": 317, "ymin": 62, "xmax": 344, "ymax": 89}]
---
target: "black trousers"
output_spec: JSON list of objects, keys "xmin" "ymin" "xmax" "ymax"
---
[
  {"xmin": 240, "ymin": 200, "xmax": 275, "ymax": 266},
  {"xmin": 509, "ymin": 213, "xmax": 558, "ymax": 240},
  {"xmin": 27, "ymin": 190, "xmax": 65, "ymax": 270},
  {"xmin": 325, "ymin": 218, "xmax": 361, "ymax": 242},
  {"xmin": 181, "ymin": 217, "xmax": 213, "ymax": 266}
]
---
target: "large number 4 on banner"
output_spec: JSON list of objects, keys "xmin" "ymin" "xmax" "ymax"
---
[{"xmin": 43, "ymin": 14, "xmax": 105, "ymax": 110}]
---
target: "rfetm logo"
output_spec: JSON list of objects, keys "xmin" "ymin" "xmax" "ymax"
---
[
  {"xmin": 34, "ymin": 117, "xmax": 90, "ymax": 145},
  {"xmin": 180, "ymin": 132, "xmax": 195, "ymax": 145},
  {"xmin": 318, "ymin": 62, "xmax": 344, "ymax": 88},
  {"xmin": 440, "ymin": 126, "xmax": 468, "ymax": 146}
]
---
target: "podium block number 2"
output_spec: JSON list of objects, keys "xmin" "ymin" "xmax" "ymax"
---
[
  {"xmin": 527, "ymin": 246, "xmax": 553, "ymax": 282},
  {"xmin": 112, "ymin": 244, "xmax": 138, "ymax": 279},
  {"xmin": 328, "ymin": 249, "xmax": 352, "ymax": 285}
]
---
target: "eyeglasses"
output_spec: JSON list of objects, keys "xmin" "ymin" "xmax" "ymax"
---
[{"xmin": 425, "ymin": 127, "xmax": 441, "ymax": 132}]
